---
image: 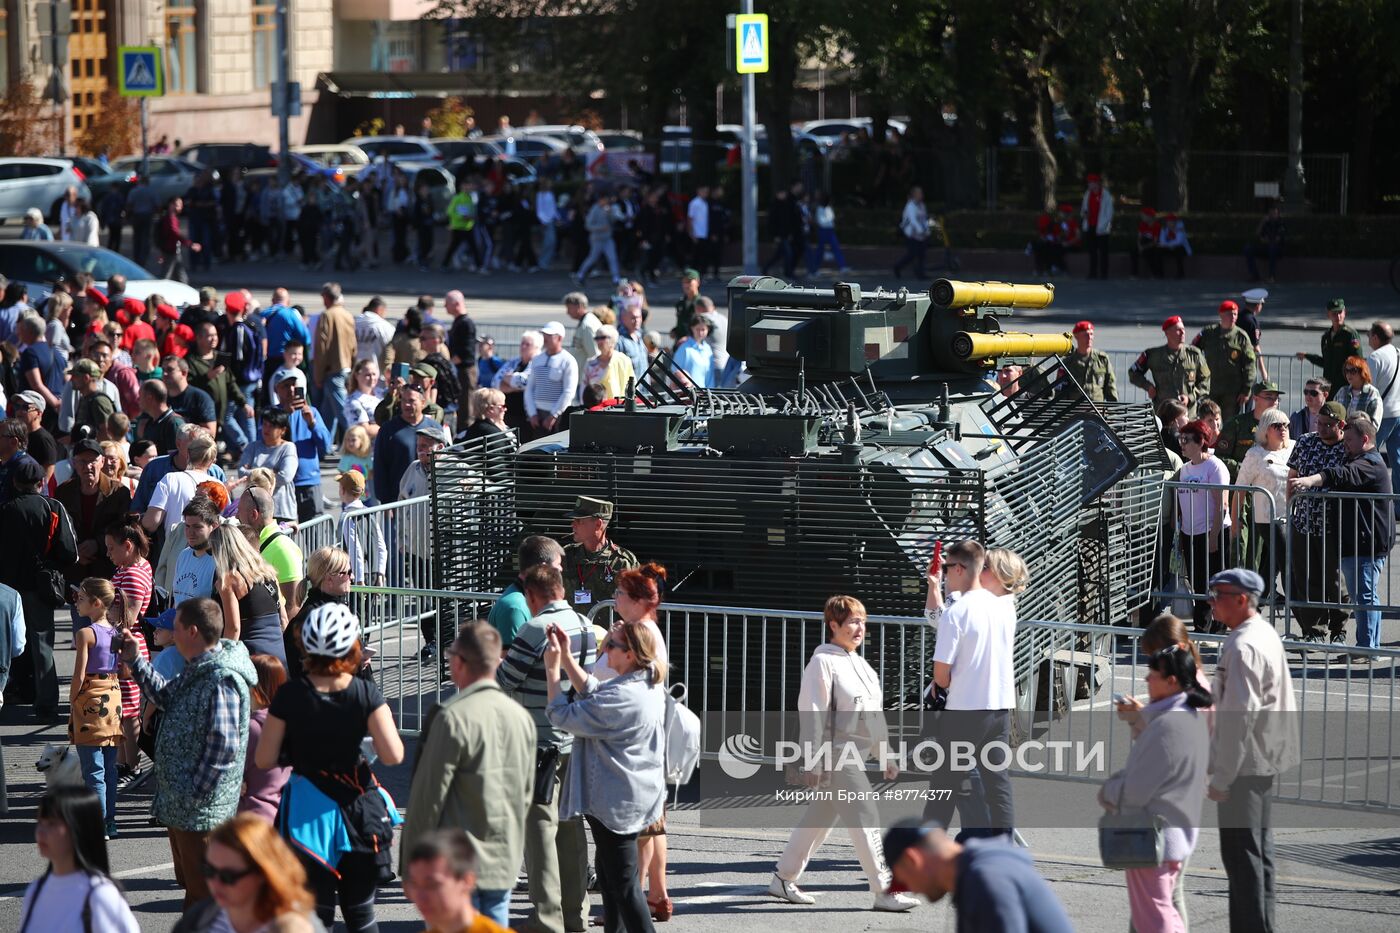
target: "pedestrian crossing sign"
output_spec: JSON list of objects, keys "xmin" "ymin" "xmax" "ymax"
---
[
  {"xmin": 735, "ymin": 14, "xmax": 769, "ymax": 74},
  {"xmin": 118, "ymin": 46, "xmax": 163, "ymax": 97}
]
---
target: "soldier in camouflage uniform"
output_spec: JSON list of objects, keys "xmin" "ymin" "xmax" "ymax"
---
[
  {"xmin": 1129, "ymin": 316, "xmax": 1211, "ymax": 417},
  {"xmin": 1192, "ymin": 300, "xmax": 1257, "ymax": 418},
  {"xmin": 1060, "ymin": 320, "xmax": 1117, "ymax": 402},
  {"xmin": 1216, "ymin": 380, "xmax": 1283, "ymax": 473},
  {"xmin": 1297, "ymin": 297, "xmax": 1362, "ymax": 393},
  {"xmin": 560, "ymin": 495, "xmax": 638, "ymax": 613}
]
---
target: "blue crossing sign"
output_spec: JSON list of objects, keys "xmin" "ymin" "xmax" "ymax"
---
[
  {"xmin": 735, "ymin": 14, "xmax": 769, "ymax": 75},
  {"xmin": 118, "ymin": 46, "xmax": 163, "ymax": 97}
]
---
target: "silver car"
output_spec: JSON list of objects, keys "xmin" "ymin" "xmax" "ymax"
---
[{"xmin": 0, "ymin": 158, "xmax": 90, "ymax": 224}]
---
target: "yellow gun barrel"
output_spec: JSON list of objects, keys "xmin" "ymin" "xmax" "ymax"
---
[
  {"xmin": 951, "ymin": 331, "xmax": 1073, "ymax": 361},
  {"xmin": 930, "ymin": 279, "xmax": 1056, "ymax": 310}
]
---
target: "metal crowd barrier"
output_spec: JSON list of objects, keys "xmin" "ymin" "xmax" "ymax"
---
[
  {"xmin": 291, "ymin": 513, "xmax": 338, "ymax": 568},
  {"xmin": 337, "ymin": 496, "xmax": 432, "ymax": 590},
  {"xmin": 1104, "ymin": 349, "xmax": 1317, "ymax": 409}
]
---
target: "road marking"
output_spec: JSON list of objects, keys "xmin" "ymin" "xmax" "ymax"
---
[{"xmin": 0, "ymin": 861, "xmax": 174, "ymax": 901}]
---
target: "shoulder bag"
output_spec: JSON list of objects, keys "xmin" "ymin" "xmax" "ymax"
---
[
  {"xmin": 35, "ymin": 499, "xmax": 69, "ymax": 608},
  {"xmin": 1098, "ymin": 783, "xmax": 1165, "ymax": 869},
  {"xmin": 785, "ymin": 676, "xmax": 837, "ymax": 788}
]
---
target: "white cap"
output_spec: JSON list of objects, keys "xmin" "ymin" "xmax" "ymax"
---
[
  {"xmin": 541, "ymin": 321, "xmax": 566, "ymax": 337},
  {"xmin": 272, "ymin": 367, "xmax": 307, "ymax": 389},
  {"xmin": 1242, "ymin": 288, "xmax": 1269, "ymax": 304}
]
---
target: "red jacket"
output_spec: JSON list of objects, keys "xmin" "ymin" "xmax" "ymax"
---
[{"xmin": 156, "ymin": 211, "xmax": 190, "ymax": 253}]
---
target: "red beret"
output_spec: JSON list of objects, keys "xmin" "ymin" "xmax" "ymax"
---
[
  {"xmin": 1086, "ymin": 173, "xmax": 1101, "ymax": 182},
  {"xmin": 1163, "ymin": 213, "xmax": 1177, "ymax": 221},
  {"xmin": 1162, "ymin": 315, "xmax": 1184, "ymax": 331},
  {"xmin": 225, "ymin": 291, "xmax": 247, "ymax": 314},
  {"xmin": 1057, "ymin": 202, "xmax": 1074, "ymax": 212},
  {"xmin": 156, "ymin": 303, "xmax": 180, "ymax": 321},
  {"xmin": 1218, "ymin": 300, "xmax": 1239, "ymax": 314},
  {"xmin": 1141, "ymin": 207, "xmax": 1157, "ymax": 217},
  {"xmin": 1072, "ymin": 321, "xmax": 1094, "ymax": 334},
  {"xmin": 85, "ymin": 286, "xmax": 108, "ymax": 308}
]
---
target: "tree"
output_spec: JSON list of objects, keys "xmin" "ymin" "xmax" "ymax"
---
[{"xmin": 1110, "ymin": 0, "xmax": 1264, "ymax": 212}]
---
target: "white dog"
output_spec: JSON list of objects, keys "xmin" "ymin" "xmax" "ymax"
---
[{"xmin": 35, "ymin": 744, "xmax": 83, "ymax": 790}]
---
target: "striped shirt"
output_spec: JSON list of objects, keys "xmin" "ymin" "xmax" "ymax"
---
[
  {"xmin": 497, "ymin": 601, "xmax": 597, "ymax": 751},
  {"xmin": 119, "ymin": 628, "xmax": 149, "ymax": 719},
  {"xmin": 112, "ymin": 559, "xmax": 154, "ymax": 619},
  {"xmin": 523, "ymin": 350, "xmax": 579, "ymax": 419}
]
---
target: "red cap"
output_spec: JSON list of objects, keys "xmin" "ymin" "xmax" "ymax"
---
[
  {"xmin": 1141, "ymin": 207, "xmax": 1157, "ymax": 217},
  {"xmin": 1162, "ymin": 315, "xmax": 1184, "ymax": 331},
  {"xmin": 1072, "ymin": 321, "xmax": 1094, "ymax": 334},
  {"xmin": 85, "ymin": 286, "xmax": 109, "ymax": 308},
  {"xmin": 1086, "ymin": 173, "xmax": 1101, "ymax": 182},
  {"xmin": 156, "ymin": 303, "xmax": 180, "ymax": 321},
  {"xmin": 1218, "ymin": 300, "xmax": 1239, "ymax": 314},
  {"xmin": 1163, "ymin": 213, "xmax": 1177, "ymax": 221},
  {"xmin": 225, "ymin": 291, "xmax": 247, "ymax": 314},
  {"xmin": 1058, "ymin": 202, "xmax": 1074, "ymax": 212}
]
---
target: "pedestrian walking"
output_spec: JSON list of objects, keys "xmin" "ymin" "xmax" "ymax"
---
[
  {"xmin": 209, "ymin": 521, "xmax": 289, "ymax": 664},
  {"xmin": 576, "ymin": 193, "xmax": 621, "ymax": 284},
  {"xmin": 769, "ymin": 595, "xmax": 918, "ymax": 913},
  {"xmin": 892, "ymin": 187, "xmax": 930, "ymax": 280},
  {"xmin": 1296, "ymin": 298, "xmax": 1362, "ymax": 393},
  {"xmin": 1101, "ymin": 647, "xmax": 1212, "ymax": 933},
  {"xmin": 1205, "ymin": 568, "xmax": 1299, "ymax": 933},
  {"xmin": 404, "ymin": 829, "xmax": 512, "ymax": 933},
  {"xmin": 545, "ymin": 617, "xmax": 667, "ymax": 933},
  {"xmin": 402, "ymin": 621, "xmax": 535, "ymax": 927},
  {"xmin": 20, "ymin": 787, "xmax": 139, "ymax": 932},
  {"xmin": 256, "ymin": 601, "xmax": 406, "ymax": 933}
]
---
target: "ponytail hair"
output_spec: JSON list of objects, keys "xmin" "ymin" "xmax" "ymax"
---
[
  {"xmin": 104, "ymin": 513, "xmax": 150, "ymax": 558},
  {"xmin": 1148, "ymin": 645, "xmax": 1213, "ymax": 709}
]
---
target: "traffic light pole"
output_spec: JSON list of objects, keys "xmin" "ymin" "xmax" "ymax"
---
[
  {"xmin": 740, "ymin": 0, "xmax": 758, "ymax": 274},
  {"xmin": 275, "ymin": 0, "xmax": 290, "ymax": 185}
]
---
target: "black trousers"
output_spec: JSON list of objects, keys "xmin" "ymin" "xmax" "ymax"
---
[
  {"xmin": 1179, "ymin": 531, "xmax": 1225, "ymax": 632},
  {"xmin": 1289, "ymin": 527, "xmax": 1346, "ymax": 637},
  {"xmin": 892, "ymin": 235, "xmax": 928, "ymax": 279},
  {"xmin": 1085, "ymin": 229, "xmax": 1110, "ymax": 278},
  {"xmin": 295, "ymin": 484, "xmax": 324, "ymax": 523},
  {"xmin": 303, "ymin": 849, "xmax": 380, "ymax": 933},
  {"xmin": 443, "ymin": 228, "xmax": 479, "ymax": 268},
  {"xmin": 1219, "ymin": 775, "xmax": 1277, "ymax": 933},
  {"xmin": 1246, "ymin": 521, "xmax": 1288, "ymax": 599},
  {"xmin": 587, "ymin": 814, "xmax": 655, "ymax": 933},
  {"xmin": 19, "ymin": 590, "xmax": 57, "ymax": 714},
  {"xmin": 922, "ymin": 709, "xmax": 1015, "ymax": 835}
]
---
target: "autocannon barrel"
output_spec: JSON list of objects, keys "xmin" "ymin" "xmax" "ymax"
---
[
  {"xmin": 930, "ymin": 279, "xmax": 1056, "ymax": 310},
  {"xmin": 951, "ymin": 331, "xmax": 1073, "ymax": 361}
]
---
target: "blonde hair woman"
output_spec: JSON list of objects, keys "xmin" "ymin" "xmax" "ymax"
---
[
  {"xmin": 285, "ymin": 547, "xmax": 354, "ymax": 680},
  {"xmin": 210, "ymin": 523, "xmax": 289, "ymax": 664},
  {"xmin": 768, "ymin": 595, "xmax": 918, "ymax": 913},
  {"xmin": 461, "ymin": 387, "xmax": 510, "ymax": 444},
  {"xmin": 99, "ymin": 441, "xmax": 138, "ymax": 496}
]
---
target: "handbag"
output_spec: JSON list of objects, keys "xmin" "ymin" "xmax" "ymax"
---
[
  {"xmin": 1098, "ymin": 784, "xmax": 1166, "ymax": 869},
  {"xmin": 533, "ymin": 745, "xmax": 562, "ymax": 805},
  {"xmin": 784, "ymin": 678, "xmax": 837, "ymax": 788},
  {"xmin": 35, "ymin": 500, "xmax": 68, "ymax": 608}
]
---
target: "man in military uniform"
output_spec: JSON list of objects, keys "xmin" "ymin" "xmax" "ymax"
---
[
  {"xmin": 1060, "ymin": 320, "xmax": 1117, "ymax": 402},
  {"xmin": 1297, "ymin": 298, "xmax": 1362, "ymax": 393},
  {"xmin": 1129, "ymin": 316, "xmax": 1211, "ymax": 417},
  {"xmin": 1216, "ymin": 380, "xmax": 1283, "ymax": 472},
  {"xmin": 1239, "ymin": 287, "xmax": 1269, "ymax": 380},
  {"xmin": 560, "ymin": 495, "xmax": 638, "ymax": 612},
  {"xmin": 672, "ymin": 268, "xmax": 702, "ymax": 341},
  {"xmin": 1192, "ymin": 300, "xmax": 1257, "ymax": 418}
]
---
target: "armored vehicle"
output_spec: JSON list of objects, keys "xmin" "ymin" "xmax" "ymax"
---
[{"xmin": 432, "ymin": 277, "xmax": 1168, "ymax": 710}]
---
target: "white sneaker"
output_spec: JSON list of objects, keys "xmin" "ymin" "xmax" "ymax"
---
[
  {"xmin": 873, "ymin": 891, "xmax": 920, "ymax": 912},
  {"xmin": 767, "ymin": 874, "xmax": 815, "ymax": 905}
]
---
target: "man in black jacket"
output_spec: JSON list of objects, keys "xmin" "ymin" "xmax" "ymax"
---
[
  {"xmin": 0, "ymin": 459, "xmax": 77, "ymax": 719},
  {"xmin": 1289, "ymin": 412, "xmax": 1394, "ymax": 657}
]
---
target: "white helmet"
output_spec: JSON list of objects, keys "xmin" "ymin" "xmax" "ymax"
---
[{"xmin": 301, "ymin": 603, "xmax": 361, "ymax": 658}]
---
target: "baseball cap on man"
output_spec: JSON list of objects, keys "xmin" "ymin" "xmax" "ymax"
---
[
  {"xmin": 70, "ymin": 358, "xmax": 102, "ymax": 379},
  {"xmin": 15, "ymin": 390, "xmax": 46, "ymax": 412},
  {"xmin": 409, "ymin": 363, "xmax": 438, "ymax": 381},
  {"xmin": 564, "ymin": 496, "xmax": 614, "ymax": 521},
  {"xmin": 11, "ymin": 459, "xmax": 44, "ymax": 487},
  {"xmin": 272, "ymin": 367, "xmax": 307, "ymax": 390},
  {"xmin": 1320, "ymin": 401, "xmax": 1347, "ymax": 422},
  {"xmin": 1252, "ymin": 380, "xmax": 1282, "ymax": 396},
  {"xmin": 881, "ymin": 818, "xmax": 936, "ymax": 892},
  {"xmin": 1326, "ymin": 298, "xmax": 1346, "ymax": 313},
  {"xmin": 71, "ymin": 439, "xmax": 103, "ymax": 459},
  {"xmin": 1162, "ymin": 315, "xmax": 1184, "ymax": 331},
  {"xmin": 541, "ymin": 321, "xmax": 566, "ymax": 337}
]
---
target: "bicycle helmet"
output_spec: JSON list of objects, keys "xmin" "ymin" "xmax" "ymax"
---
[{"xmin": 300, "ymin": 603, "xmax": 361, "ymax": 658}]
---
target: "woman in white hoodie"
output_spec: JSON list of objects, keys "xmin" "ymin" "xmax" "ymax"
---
[{"xmin": 768, "ymin": 596, "xmax": 920, "ymax": 913}]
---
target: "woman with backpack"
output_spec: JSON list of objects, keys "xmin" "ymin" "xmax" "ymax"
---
[
  {"xmin": 594, "ymin": 563, "xmax": 674, "ymax": 921},
  {"xmin": 20, "ymin": 786, "xmax": 139, "ymax": 931}
]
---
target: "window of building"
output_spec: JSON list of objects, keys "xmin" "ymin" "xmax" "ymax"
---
[
  {"xmin": 165, "ymin": 0, "xmax": 199, "ymax": 95},
  {"xmin": 252, "ymin": 3, "xmax": 275, "ymax": 89},
  {"xmin": 444, "ymin": 19, "xmax": 485, "ymax": 73},
  {"xmin": 69, "ymin": 0, "xmax": 109, "ymax": 134}
]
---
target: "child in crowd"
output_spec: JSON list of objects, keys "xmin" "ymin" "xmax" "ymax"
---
[
  {"xmin": 339, "ymin": 424, "xmax": 376, "ymax": 504},
  {"xmin": 338, "ymin": 469, "xmax": 386, "ymax": 586},
  {"xmin": 98, "ymin": 412, "xmax": 131, "ymax": 456},
  {"xmin": 131, "ymin": 339, "xmax": 162, "ymax": 382},
  {"xmin": 69, "ymin": 579, "xmax": 124, "ymax": 839}
]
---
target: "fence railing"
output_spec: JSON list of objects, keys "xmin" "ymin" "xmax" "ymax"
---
[
  {"xmin": 1104, "ymin": 349, "xmax": 1319, "ymax": 410},
  {"xmin": 335, "ymin": 495, "xmax": 432, "ymax": 590},
  {"xmin": 291, "ymin": 513, "xmax": 338, "ymax": 570}
]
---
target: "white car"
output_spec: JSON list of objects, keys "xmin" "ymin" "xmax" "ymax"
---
[
  {"xmin": 293, "ymin": 144, "xmax": 370, "ymax": 174},
  {"xmin": 0, "ymin": 158, "xmax": 91, "ymax": 223},
  {"xmin": 513, "ymin": 124, "xmax": 605, "ymax": 159},
  {"xmin": 0, "ymin": 242, "xmax": 200, "ymax": 308},
  {"xmin": 342, "ymin": 135, "xmax": 443, "ymax": 164}
]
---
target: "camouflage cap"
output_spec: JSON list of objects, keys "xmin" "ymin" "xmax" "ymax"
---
[
  {"xmin": 1320, "ymin": 401, "xmax": 1348, "ymax": 422},
  {"xmin": 1252, "ymin": 380, "xmax": 1283, "ymax": 395},
  {"xmin": 564, "ymin": 495, "xmax": 614, "ymax": 521}
]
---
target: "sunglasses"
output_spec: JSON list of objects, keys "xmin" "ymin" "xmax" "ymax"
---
[
  {"xmin": 1345, "ymin": 368, "xmax": 1361, "ymax": 374},
  {"xmin": 201, "ymin": 860, "xmax": 256, "ymax": 885},
  {"xmin": 1304, "ymin": 389, "xmax": 1322, "ymax": 397},
  {"xmin": 603, "ymin": 638, "xmax": 626, "ymax": 652}
]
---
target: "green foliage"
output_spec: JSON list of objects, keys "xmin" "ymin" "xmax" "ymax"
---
[{"xmin": 425, "ymin": 98, "xmax": 476, "ymax": 138}]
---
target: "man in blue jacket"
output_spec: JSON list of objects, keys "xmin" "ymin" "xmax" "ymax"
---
[{"xmin": 270, "ymin": 366, "xmax": 331, "ymax": 521}]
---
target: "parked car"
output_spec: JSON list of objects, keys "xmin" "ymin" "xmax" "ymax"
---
[
  {"xmin": 514, "ymin": 125, "xmax": 606, "ymax": 160},
  {"xmin": 44, "ymin": 155, "xmax": 107, "ymax": 180},
  {"xmin": 0, "ymin": 158, "xmax": 91, "ymax": 224},
  {"xmin": 800, "ymin": 117, "xmax": 909, "ymax": 152},
  {"xmin": 445, "ymin": 154, "xmax": 539, "ymax": 189},
  {"xmin": 292, "ymin": 144, "xmax": 370, "ymax": 175},
  {"xmin": 86, "ymin": 156, "xmax": 206, "ymax": 208},
  {"xmin": 430, "ymin": 138, "xmax": 503, "ymax": 163},
  {"xmin": 596, "ymin": 131, "xmax": 645, "ymax": 153},
  {"xmin": 0, "ymin": 241, "xmax": 200, "ymax": 307},
  {"xmin": 344, "ymin": 135, "xmax": 443, "ymax": 164},
  {"xmin": 177, "ymin": 142, "xmax": 277, "ymax": 171},
  {"xmin": 483, "ymin": 133, "xmax": 568, "ymax": 168}
]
